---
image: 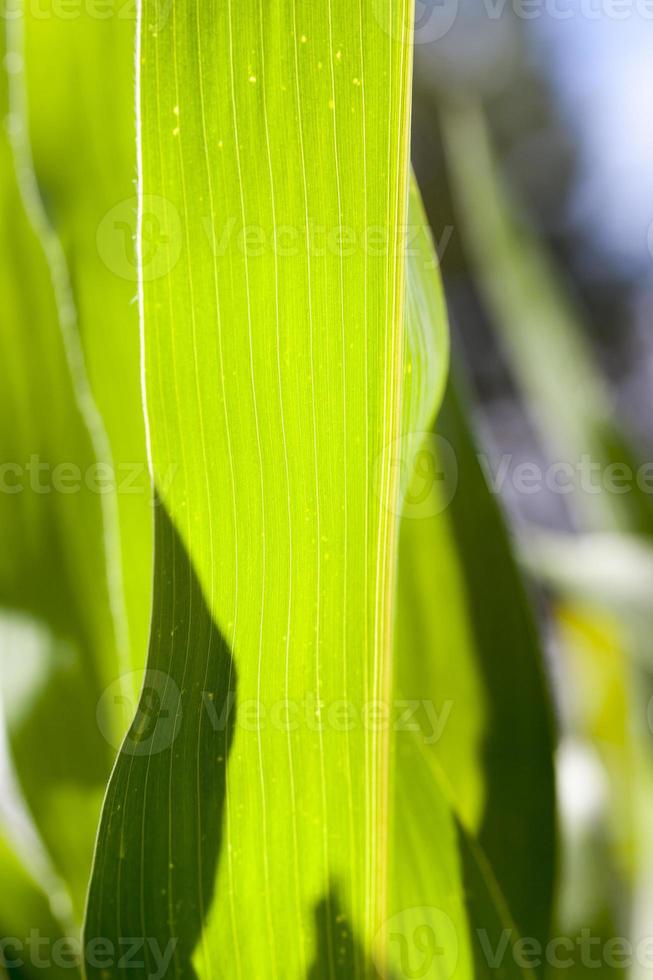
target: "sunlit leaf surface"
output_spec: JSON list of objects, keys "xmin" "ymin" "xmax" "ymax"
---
[{"xmin": 85, "ymin": 1, "xmax": 434, "ymax": 975}]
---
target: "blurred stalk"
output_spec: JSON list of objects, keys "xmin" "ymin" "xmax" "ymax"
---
[
  {"xmin": 440, "ymin": 96, "xmax": 653, "ymax": 978},
  {"xmin": 440, "ymin": 99, "xmax": 653, "ymax": 538}
]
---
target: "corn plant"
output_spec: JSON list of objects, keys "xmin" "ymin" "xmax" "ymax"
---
[{"xmin": 0, "ymin": 1, "xmax": 556, "ymax": 978}]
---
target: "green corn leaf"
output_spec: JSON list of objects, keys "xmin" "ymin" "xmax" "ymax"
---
[
  {"xmin": 396, "ymin": 372, "xmax": 557, "ymax": 959},
  {"xmin": 386, "ymin": 184, "xmax": 549, "ymax": 980},
  {"xmin": 0, "ymin": 5, "xmax": 122, "ymax": 921},
  {"xmin": 82, "ymin": 0, "xmax": 474, "ymax": 974},
  {"xmin": 391, "ymin": 732, "xmax": 475, "ymax": 980},
  {"xmin": 0, "ymin": 831, "xmax": 79, "ymax": 980},
  {"xmin": 440, "ymin": 104, "xmax": 653, "ymax": 955},
  {"xmin": 458, "ymin": 823, "xmax": 538, "ymax": 980},
  {"xmin": 18, "ymin": 0, "xmax": 152, "ymax": 668},
  {"xmin": 393, "ymin": 732, "xmax": 538, "ymax": 980},
  {"xmin": 384, "ymin": 180, "xmax": 477, "ymax": 980}
]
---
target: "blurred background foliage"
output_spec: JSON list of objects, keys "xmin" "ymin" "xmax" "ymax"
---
[{"xmin": 411, "ymin": 2, "xmax": 653, "ymax": 976}]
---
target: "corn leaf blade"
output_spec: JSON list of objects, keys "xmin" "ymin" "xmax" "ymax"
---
[{"xmin": 85, "ymin": 0, "xmax": 432, "ymax": 975}]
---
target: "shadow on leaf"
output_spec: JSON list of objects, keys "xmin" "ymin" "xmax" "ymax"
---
[
  {"xmin": 84, "ymin": 498, "xmax": 237, "ymax": 979},
  {"xmin": 307, "ymin": 883, "xmax": 381, "ymax": 980}
]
